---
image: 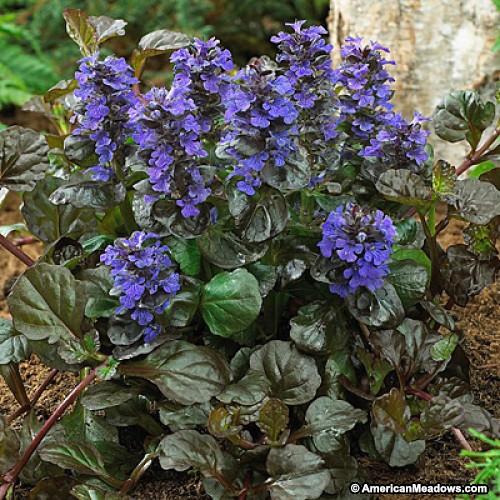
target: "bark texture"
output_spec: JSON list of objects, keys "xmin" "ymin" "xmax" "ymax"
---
[{"xmin": 328, "ymin": 0, "xmax": 499, "ymax": 161}]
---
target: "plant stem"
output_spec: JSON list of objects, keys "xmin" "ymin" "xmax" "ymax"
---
[
  {"xmin": 119, "ymin": 198, "xmax": 138, "ymax": 235},
  {"xmin": 428, "ymin": 204, "xmax": 436, "ymax": 237},
  {"xmin": 300, "ymin": 191, "xmax": 314, "ymax": 225},
  {"xmin": 406, "ymin": 386, "xmax": 472, "ymax": 451},
  {"xmin": 0, "ymin": 235, "xmax": 34, "ymax": 267},
  {"xmin": 5, "ymin": 369, "xmax": 58, "ymax": 425},
  {"xmin": 419, "ymin": 212, "xmax": 440, "ymax": 293},
  {"xmin": 338, "ymin": 375, "xmax": 375, "ymax": 401},
  {"xmin": 452, "ymin": 428, "xmax": 473, "ymax": 451},
  {"xmin": 0, "ymin": 370, "xmax": 97, "ymax": 499},
  {"xmin": 455, "ymin": 127, "xmax": 500, "ymax": 176},
  {"xmin": 13, "ymin": 236, "xmax": 38, "ymax": 247},
  {"xmin": 0, "ymin": 364, "xmax": 30, "ymax": 409},
  {"xmin": 119, "ymin": 452, "xmax": 157, "ymax": 495}
]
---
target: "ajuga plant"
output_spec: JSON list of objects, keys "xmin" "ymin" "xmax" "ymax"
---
[{"xmin": 0, "ymin": 9, "xmax": 499, "ymax": 500}]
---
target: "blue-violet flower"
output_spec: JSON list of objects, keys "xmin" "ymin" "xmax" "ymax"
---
[
  {"xmin": 132, "ymin": 38, "xmax": 233, "ymax": 217},
  {"xmin": 318, "ymin": 203, "xmax": 396, "ymax": 297},
  {"xmin": 72, "ymin": 54, "xmax": 138, "ymax": 181},
  {"xmin": 100, "ymin": 231, "xmax": 181, "ymax": 343}
]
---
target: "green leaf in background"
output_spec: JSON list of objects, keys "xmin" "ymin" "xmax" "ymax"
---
[
  {"xmin": 198, "ymin": 226, "xmax": 269, "ymax": 269},
  {"xmin": 446, "ymin": 179, "xmax": 500, "ymax": 225},
  {"xmin": 432, "ymin": 160, "xmax": 456, "ymax": 196},
  {"xmin": 304, "ymin": 397, "xmax": 367, "ymax": 453},
  {"xmin": 388, "ymin": 260, "xmax": 429, "ymax": 307},
  {"xmin": 0, "ymin": 318, "xmax": 30, "ymax": 365},
  {"xmin": 158, "ymin": 402, "xmax": 211, "ymax": 431},
  {"xmin": 441, "ymin": 244, "xmax": 498, "ymax": 306},
  {"xmin": 420, "ymin": 301, "xmax": 456, "ymax": 331},
  {"xmin": 80, "ymin": 382, "xmax": 137, "ymax": 411},
  {"xmin": 290, "ymin": 301, "xmax": 348, "ymax": 355},
  {"xmin": 0, "ymin": 126, "xmax": 49, "ymax": 192},
  {"xmin": 468, "ymin": 160, "xmax": 497, "ymax": 179},
  {"xmin": 464, "ymin": 223, "xmax": 498, "ymax": 259},
  {"xmin": 266, "ymin": 444, "xmax": 330, "ymax": 500},
  {"xmin": 63, "ymin": 9, "xmax": 126, "ymax": 56},
  {"xmin": 347, "ymin": 283, "xmax": 404, "ymax": 329},
  {"xmin": 63, "ymin": 9, "xmax": 99, "ymax": 56},
  {"xmin": 262, "ymin": 144, "xmax": 311, "ymax": 191},
  {"xmin": 433, "ymin": 90, "xmax": 495, "ymax": 148},
  {"xmin": 217, "ymin": 370, "xmax": 270, "ymax": 406},
  {"xmin": 258, "ymin": 398, "xmax": 289, "ymax": 443},
  {"xmin": 371, "ymin": 422, "xmax": 425, "ymax": 467},
  {"xmin": 121, "ymin": 340, "xmax": 231, "ymax": 404},
  {"xmin": 356, "ymin": 348, "xmax": 393, "ymax": 395},
  {"xmin": 70, "ymin": 481, "xmax": 119, "ymax": 500},
  {"xmin": 49, "ymin": 177, "xmax": 126, "ymax": 211},
  {"xmin": 39, "ymin": 441, "xmax": 116, "ymax": 484},
  {"xmin": 0, "ymin": 416, "xmax": 20, "ymax": 473},
  {"xmin": 131, "ymin": 29, "xmax": 190, "ymax": 76},
  {"xmin": 250, "ymin": 340, "xmax": 321, "ymax": 405},
  {"xmin": 22, "ymin": 177, "xmax": 97, "ymax": 244},
  {"xmin": 375, "ymin": 169, "xmax": 433, "ymax": 207},
  {"xmin": 7, "ymin": 263, "xmax": 90, "ymax": 342},
  {"xmin": 163, "ymin": 277, "xmax": 201, "ymax": 328},
  {"xmin": 372, "ymin": 388, "xmax": 409, "ymax": 434},
  {"xmin": 391, "ymin": 248, "xmax": 432, "ymax": 278},
  {"xmin": 430, "ymin": 333, "xmax": 459, "ymax": 361},
  {"xmin": 62, "ymin": 403, "xmax": 118, "ymax": 447},
  {"xmin": 167, "ymin": 237, "xmax": 201, "ymax": 276},
  {"xmin": 159, "ymin": 430, "xmax": 237, "ymax": 480},
  {"xmin": 229, "ymin": 186, "xmax": 289, "ymax": 243},
  {"xmin": 394, "ymin": 218, "xmax": 425, "ymax": 248},
  {"xmin": 201, "ymin": 269, "xmax": 262, "ymax": 337},
  {"xmin": 0, "ymin": 222, "xmax": 27, "ymax": 238},
  {"xmin": 28, "ymin": 477, "xmax": 77, "ymax": 500},
  {"xmin": 416, "ymin": 395, "xmax": 465, "ymax": 440}
]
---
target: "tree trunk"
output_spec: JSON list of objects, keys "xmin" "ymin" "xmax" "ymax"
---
[{"xmin": 328, "ymin": 0, "xmax": 499, "ymax": 161}]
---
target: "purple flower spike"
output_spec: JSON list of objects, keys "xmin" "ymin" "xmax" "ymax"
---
[
  {"xmin": 318, "ymin": 203, "xmax": 396, "ymax": 297},
  {"xmin": 72, "ymin": 54, "xmax": 138, "ymax": 181},
  {"xmin": 132, "ymin": 39, "xmax": 233, "ymax": 218},
  {"xmin": 101, "ymin": 231, "xmax": 181, "ymax": 343}
]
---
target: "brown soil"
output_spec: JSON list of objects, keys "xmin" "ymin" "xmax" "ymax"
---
[{"xmin": 0, "ymin": 196, "xmax": 498, "ymax": 499}]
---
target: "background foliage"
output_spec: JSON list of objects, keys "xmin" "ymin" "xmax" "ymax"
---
[{"xmin": 0, "ymin": 0, "xmax": 329, "ymax": 110}]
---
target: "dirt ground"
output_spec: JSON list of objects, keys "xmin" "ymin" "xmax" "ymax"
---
[{"xmin": 0, "ymin": 194, "xmax": 498, "ymax": 499}]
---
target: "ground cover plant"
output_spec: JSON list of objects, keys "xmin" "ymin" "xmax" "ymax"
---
[{"xmin": 0, "ymin": 9, "xmax": 499, "ymax": 499}]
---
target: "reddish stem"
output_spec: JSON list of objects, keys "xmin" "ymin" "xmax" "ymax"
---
[
  {"xmin": 406, "ymin": 386, "xmax": 472, "ymax": 451},
  {"xmin": 0, "ymin": 234, "xmax": 35, "ymax": 267},
  {"xmin": 238, "ymin": 472, "xmax": 252, "ymax": 500},
  {"xmin": 14, "ymin": 236, "xmax": 38, "ymax": 247},
  {"xmin": 455, "ymin": 128, "xmax": 500, "ymax": 176},
  {"xmin": 5, "ymin": 369, "xmax": 58, "ymax": 425},
  {"xmin": 0, "ymin": 370, "xmax": 96, "ymax": 499},
  {"xmin": 338, "ymin": 375, "xmax": 375, "ymax": 401}
]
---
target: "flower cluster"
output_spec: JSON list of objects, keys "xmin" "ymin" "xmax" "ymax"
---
[
  {"xmin": 271, "ymin": 21, "xmax": 341, "ymax": 180},
  {"xmin": 336, "ymin": 37, "xmax": 429, "ymax": 170},
  {"xmin": 132, "ymin": 38, "xmax": 233, "ymax": 217},
  {"xmin": 318, "ymin": 203, "xmax": 396, "ymax": 297},
  {"xmin": 221, "ymin": 57, "xmax": 301, "ymax": 195},
  {"xmin": 100, "ymin": 231, "xmax": 181, "ymax": 343},
  {"xmin": 72, "ymin": 54, "xmax": 138, "ymax": 181},
  {"xmin": 360, "ymin": 111, "xmax": 430, "ymax": 169}
]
